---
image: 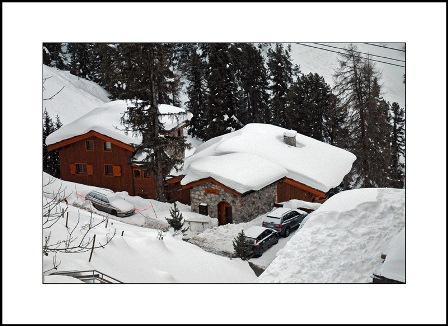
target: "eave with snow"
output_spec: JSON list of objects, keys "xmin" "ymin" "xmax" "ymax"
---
[
  {"xmin": 46, "ymin": 100, "xmax": 192, "ymax": 199},
  {"xmin": 176, "ymin": 123, "xmax": 356, "ymax": 225}
]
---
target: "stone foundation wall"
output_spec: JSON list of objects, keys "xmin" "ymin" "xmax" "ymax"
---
[{"xmin": 190, "ymin": 182, "xmax": 277, "ymax": 224}]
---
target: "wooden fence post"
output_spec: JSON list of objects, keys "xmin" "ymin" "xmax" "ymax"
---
[{"xmin": 89, "ymin": 234, "xmax": 96, "ymax": 262}]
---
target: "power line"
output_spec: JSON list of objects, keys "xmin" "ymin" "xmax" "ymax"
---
[
  {"xmin": 313, "ymin": 42, "xmax": 405, "ymax": 63},
  {"xmin": 296, "ymin": 43, "xmax": 405, "ymax": 68},
  {"xmin": 363, "ymin": 42, "xmax": 406, "ymax": 52}
]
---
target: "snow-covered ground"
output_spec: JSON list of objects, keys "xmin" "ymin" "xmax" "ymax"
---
[
  {"xmin": 43, "ymin": 65, "xmax": 110, "ymax": 124},
  {"xmin": 43, "ymin": 175, "xmax": 256, "ymax": 283},
  {"xmin": 43, "ymin": 172, "xmax": 199, "ymax": 230},
  {"xmin": 260, "ymin": 188, "xmax": 405, "ymax": 283},
  {"xmin": 189, "ymin": 208, "xmax": 302, "ymax": 269}
]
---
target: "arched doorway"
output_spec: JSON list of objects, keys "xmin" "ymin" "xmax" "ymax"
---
[{"xmin": 217, "ymin": 201, "xmax": 232, "ymax": 225}]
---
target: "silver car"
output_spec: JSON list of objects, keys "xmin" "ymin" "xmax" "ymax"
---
[{"xmin": 85, "ymin": 190, "xmax": 135, "ymax": 217}]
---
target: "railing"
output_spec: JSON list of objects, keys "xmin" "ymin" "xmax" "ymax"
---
[{"xmin": 51, "ymin": 270, "xmax": 123, "ymax": 283}]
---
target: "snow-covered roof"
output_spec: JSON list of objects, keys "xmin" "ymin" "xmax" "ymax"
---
[
  {"xmin": 181, "ymin": 153, "xmax": 287, "ymax": 194},
  {"xmin": 260, "ymin": 188, "xmax": 405, "ymax": 283},
  {"xmin": 377, "ymin": 229, "xmax": 405, "ymax": 282},
  {"xmin": 180, "ymin": 123, "xmax": 356, "ymax": 193},
  {"xmin": 244, "ymin": 225, "xmax": 269, "ymax": 239},
  {"xmin": 46, "ymin": 100, "xmax": 192, "ymax": 146}
]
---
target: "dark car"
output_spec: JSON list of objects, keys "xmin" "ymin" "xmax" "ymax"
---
[
  {"xmin": 244, "ymin": 226, "xmax": 279, "ymax": 258},
  {"xmin": 85, "ymin": 190, "xmax": 135, "ymax": 217},
  {"xmin": 262, "ymin": 207, "xmax": 307, "ymax": 237}
]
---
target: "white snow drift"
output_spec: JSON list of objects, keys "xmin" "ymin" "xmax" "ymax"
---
[
  {"xmin": 180, "ymin": 123, "xmax": 356, "ymax": 193},
  {"xmin": 43, "ymin": 173, "xmax": 256, "ymax": 283},
  {"xmin": 46, "ymin": 100, "xmax": 191, "ymax": 147},
  {"xmin": 43, "ymin": 65, "xmax": 110, "ymax": 124},
  {"xmin": 260, "ymin": 188, "xmax": 405, "ymax": 283}
]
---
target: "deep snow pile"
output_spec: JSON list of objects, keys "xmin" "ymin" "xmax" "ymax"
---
[
  {"xmin": 181, "ymin": 123, "xmax": 356, "ymax": 193},
  {"xmin": 46, "ymin": 100, "xmax": 191, "ymax": 147},
  {"xmin": 42, "ymin": 198, "xmax": 256, "ymax": 283},
  {"xmin": 43, "ymin": 65, "xmax": 110, "ymax": 124},
  {"xmin": 260, "ymin": 188, "xmax": 405, "ymax": 283}
]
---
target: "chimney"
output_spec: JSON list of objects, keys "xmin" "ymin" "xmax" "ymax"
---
[{"xmin": 283, "ymin": 130, "xmax": 297, "ymax": 147}]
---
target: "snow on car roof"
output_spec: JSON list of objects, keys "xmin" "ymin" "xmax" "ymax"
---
[
  {"xmin": 267, "ymin": 207, "xmax": 291, "ymax": 218},
  {"xmin": 46, "ymin": 100, "xmax": 192, "ymax": 146},
  {"xmin": 180, "ymin": 123, "xmax": 356, "ymax": 193},
  {"xmin": 180, "ymin": 152, "xmax": 287, "ymax": 194},
  {"xmin": 244, "ymin": 225, "xmax": 269, "ymax": 239}
]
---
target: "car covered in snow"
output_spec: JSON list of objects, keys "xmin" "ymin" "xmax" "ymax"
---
[
  {"xmin": 262, "ymin": 207, "xmax": 307, "ymax": 237},
  {"xmin": 85, "ymin": 190, "xmax": 135, "ymax": 217},
  {"xmin": 244, "ymin": 226, "xmax": 279, "ymax": 258}
]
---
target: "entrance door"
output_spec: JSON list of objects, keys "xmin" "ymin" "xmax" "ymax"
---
[{"xmin": 218, "ymin": 201, "xmax": 232, "ymax": 225}]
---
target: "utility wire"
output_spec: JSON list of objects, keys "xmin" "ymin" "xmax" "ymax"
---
[
  {"xmin": 296, "ymin": 43, "xmax": 405, "ymax": 68},
  {"xmin": 363, "ymin": 42, "xmax": 406, "ymax": 52},
  {"xmin": 313, "ymin": 43, "xmax": 405, "ymax": 63}
]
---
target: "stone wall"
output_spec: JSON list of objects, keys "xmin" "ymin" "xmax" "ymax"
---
[{"xmin": 190, "ymin": 181, "xmax": 277, "ymax": 224}]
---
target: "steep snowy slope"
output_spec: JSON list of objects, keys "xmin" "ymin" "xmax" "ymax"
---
[
  {"xmin": 42, "ymin": 65, "xmax": 110, "ymax": 124},
  {"xmin": 260, "ymin": 188, "xmax": 405, "ymax": 283}
]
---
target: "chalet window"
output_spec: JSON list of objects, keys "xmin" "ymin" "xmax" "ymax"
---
[
  {"xmin": 104, "ymin": 141, "xmax": 112, "ymax": 151},
  {"xmin": 104, "ymin": 164, "xmax": 113, "ymax": 176},
  {"xmin": 76, "ymin": 163, "xmax": 87, "ymax": 174},
  {"xmin": 86, "ymin": 140, "xmax": 94, "ymax": 151},
  {"xmin": 133, "ymin": 169, "xmax": 141, "ymax": 178}
]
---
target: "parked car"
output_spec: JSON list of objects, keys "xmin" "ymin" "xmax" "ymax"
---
[
  {"xmin": 244, "ymin": 226, "xmax": 279, "ymax": 258},
  {"xmin": 262, "ymin": 207, "xmax": 307, "ymax": 237},
  {"xmin": 85, "ymin": 190, "xmax": 135, "ymax": 217}
]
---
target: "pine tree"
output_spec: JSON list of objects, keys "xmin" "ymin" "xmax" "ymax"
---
[
  {"xmin": 185, "ymin": 44, "xmax": 209, "ymax": 140},
  {"xmin": 287, "ymin": 72, "xmax": 334, "ymax": 141},
  {"xmin": 43, "ymin": 110, "xmax": 62, "ymax": 177},
  {"xmin": 203, "ymin": 43, "xmax": 242, "ymax": 141},
  {"xmin": 267, "ymin": 44, "xmax": 294, "ymax": 127},
  {"xmin": 166, "ymin": 202, "xmax": 185, "ymax": 231},
  {"xmin": 116, "ymin": 43, "xmax": 188, "ymax": 201},
  {"xmin": 43, "ymin": 43, "xmax": 66, "ymax": 69},
  {"xmin": 67, "ymin": 43, "xmax": 93, "ymax": 79},
  {"xmin": 230, "ymin": 43, "xmax": 270, "ymax": 124},
  {"xmin": 388, "ymin": 102, "xmax": 405, "ymax": 188},
  {"xmin": 333, "ymin": 45, "xmax": 393, "ymax": 188},
  {"xmin": 233, "ymin": 230, "xmax": 253, "ymax": 260}
]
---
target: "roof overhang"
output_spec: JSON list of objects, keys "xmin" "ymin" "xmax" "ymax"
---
[{"xmin": 46, "ymin": 130, "xmax": 135, "ymax": 152}]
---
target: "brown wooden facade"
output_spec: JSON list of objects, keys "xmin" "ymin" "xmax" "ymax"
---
[
  {"xmin": 276, "ymin": 178, "xmax": 327, "ymax": 203},
  {"xmin": 49, "ymin": 130, "xmax": 159, "ymax": 199}
]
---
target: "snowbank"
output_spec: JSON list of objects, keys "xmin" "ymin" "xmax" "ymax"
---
[
  {"xmin": 181, "ymin": 123, "xmax": 356, "ymax": 193},
  {"xmin": 43, "ymin": 65, "xmax": 110, "ymax": 124},
  {"xmin": 260, "ymin": 188, "xmax": 405, "ymax": 283},
  {"xmin": 46, "ymin": 100, "xmax": 191, "ymax": 146},
  {"xmin": 43, "ymin": 200, "xmax": 256, "ymax": 283}
]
